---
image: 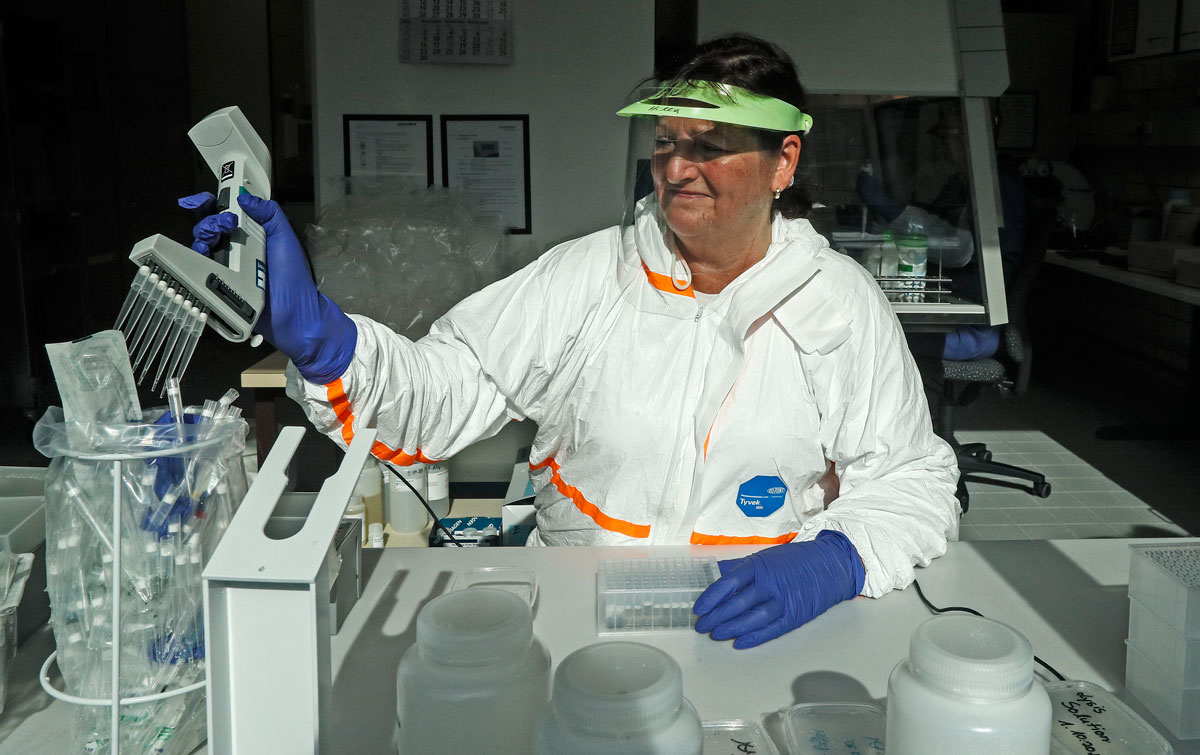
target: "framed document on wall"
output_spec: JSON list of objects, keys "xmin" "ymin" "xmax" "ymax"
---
[
  {"xmin": 440, "ymin": 114, "xmax": 531, "ymax": 234},
  {"xmin": 343, "ymin": 114, "xmax": 434, "ymax": 187}
]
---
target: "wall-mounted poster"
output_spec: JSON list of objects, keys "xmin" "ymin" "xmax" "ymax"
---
[
  {"xmin": 343, "ymin": 115, "xmax": 434, "ymax": 188},
  {"xmin": 441, "ymin": 115, "xmax": 530, "ymax": 234}
]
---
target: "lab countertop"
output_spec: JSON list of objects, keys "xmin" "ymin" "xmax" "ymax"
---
[{"xmin": 1, "ymin": 538, "xmax": 1196, "ymax": 753}]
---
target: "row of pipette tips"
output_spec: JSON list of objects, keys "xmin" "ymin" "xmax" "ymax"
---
[{"xmin": 115, "ymin": 264, "xmax": 209, "ymax": 391}]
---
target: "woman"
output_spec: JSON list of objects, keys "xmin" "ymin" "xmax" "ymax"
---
[{"xmin": 189, "ymin": 34, "xmax": 959, "ymax": 648}]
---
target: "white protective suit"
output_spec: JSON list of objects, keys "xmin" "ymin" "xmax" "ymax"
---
[{"xmin": 286, "ymin": 201, "xmax": 961, "ymax": 598}]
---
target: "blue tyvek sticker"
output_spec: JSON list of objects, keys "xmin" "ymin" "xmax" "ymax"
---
[{"xmin": 736, "ymin": 475, "xmax": 788, "ymax": 518}]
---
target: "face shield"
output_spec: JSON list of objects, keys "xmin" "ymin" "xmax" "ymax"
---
[{"xmin": 616, "ymin": 82, "xmax": 812, "ymax": 292}]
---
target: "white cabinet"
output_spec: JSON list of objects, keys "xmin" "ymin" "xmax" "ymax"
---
[
  {"xmin": 1180, "ymin": 0, "xmax": 1200, "ymax": 52},
  {"xmin": 1109, "ymin": 0, "xmax": 1179, "ymax": 60}
]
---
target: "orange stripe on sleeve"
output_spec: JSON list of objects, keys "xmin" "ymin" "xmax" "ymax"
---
[
  {"xmin": 325, "ymin": 378, "xmax": 439, "ymax": 466},
  {"xmin": 529, "ymin": 457, "xmax": 650, "ymax": 539},
  {"xmin": 642, "ymin": 262, "xmax": 694, "ymax": 298},
  {"xmin": 689, "ymin": 531, "xmax": 798, "ymax": 545}
]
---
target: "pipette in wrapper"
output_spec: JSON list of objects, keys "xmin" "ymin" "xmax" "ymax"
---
[{"xmin": 114, "ymin": 106, "xmax": 272, "ymax": 390}]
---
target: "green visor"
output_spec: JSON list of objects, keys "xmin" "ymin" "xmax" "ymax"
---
[{"xmin": 617, "ymin": 81, "xmax": 813, "ymax": 134}]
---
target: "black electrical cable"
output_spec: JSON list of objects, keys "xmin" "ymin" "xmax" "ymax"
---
[
  {"xmin": 383, "ymin": 463, "xmax": 463, "ymax": 547},
  {"xmin": 911, "ymin": 579, "xmax": 1066, "ymax": 682}
]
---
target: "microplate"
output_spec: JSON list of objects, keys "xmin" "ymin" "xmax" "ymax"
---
[{"xmin": 596, "ymin": 557, "xmax": 719, "ymax": 634}]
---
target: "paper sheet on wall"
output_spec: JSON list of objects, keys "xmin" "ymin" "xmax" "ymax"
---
[
  {"xmin": 443, "ymin": 118, "xmax": 528, "ymax": 232},
  {"xmin": 346, "ymin": 119, "xmax": 431, "ymax": 187},
  {"xmin": 400, "ymin": 0, "xmax": 513, "ymax": 64}
]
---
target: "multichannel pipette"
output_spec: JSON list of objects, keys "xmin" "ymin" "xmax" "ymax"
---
[{"xmin": 114, "ymin": 105, "xmax": 272, "ymax": 390}]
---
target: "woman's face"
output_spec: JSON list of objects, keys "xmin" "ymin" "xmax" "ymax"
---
[{"xmin": 651, "ymin": 117, "xmax": 786, "ymax": 250}]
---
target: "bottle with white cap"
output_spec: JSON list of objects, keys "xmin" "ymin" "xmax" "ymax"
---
[
  {"xmin": 396, "ymin": 587, "xmax": 550, "ymax": 753},
  {"xmin": 885, "ymin": 614, "xmax": 1051, "ymax": 754},
  {"xmin": 533, "ymin": 641, "xmax": 702, "ymax": 754}
]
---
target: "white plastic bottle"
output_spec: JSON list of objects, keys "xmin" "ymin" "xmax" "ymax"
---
[
  {"xmin": 534, "ymin": 641, "xmax": 702, "ymax": 754},
  {"xmin": 886, "ymin": 615, "xmax": 1051, "ymax": 755},
  {"xmin": 396, "ymin": 587, "xmax": 550, "ymax": 754},
  {"xmin": 383, "ymin": 462, "xmax": 428, "ymax": 533},
  {"xmin": 426, "ymin": 463, "xmax": 450, "ymax": 520},
  {"xmin": 355, "ymin": 462, "xmax": 384, "ymax": 535},
  {"xmin": 897, "ymin": 233, "xmax": 928, "ymax": 302}
]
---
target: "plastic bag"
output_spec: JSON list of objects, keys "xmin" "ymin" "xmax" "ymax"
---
[
  {"xmin": 305, "ymin": 180, "xmax": 532, "ymax": 341},
  {"xmin": 34, "ymin": 406, "xmax": 247, "ymax": 755}
]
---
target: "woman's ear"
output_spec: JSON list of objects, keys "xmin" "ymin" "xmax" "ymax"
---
[{"xmin": 776, "ymin": 134, "xmax": 802, "ymax": 187}]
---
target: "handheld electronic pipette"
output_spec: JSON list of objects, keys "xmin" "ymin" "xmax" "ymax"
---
[{"xmin": 115, "ymin": 105, "xmax": 272, "ymax": 391}]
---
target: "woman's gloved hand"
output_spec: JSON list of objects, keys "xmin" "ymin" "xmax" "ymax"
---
[
  {"xmin": 693, "ymin": 530, "xmax": 865, "ymax": 649},
  {"xmin": 855, "ymin": 170, "xmax": 905, "ymax": 223},
  {"xmin": 178, "ymin": 192, "xmax": 357, "ymax": 384}
]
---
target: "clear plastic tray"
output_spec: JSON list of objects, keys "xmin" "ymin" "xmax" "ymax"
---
[
  {"xmin": 702, "ymin": 719, "xmax": 780, "ymax": 755},
  {"xmin": 1126, "ymin": 641, "xmax": 1200, "ymax": 741},
  {"xmin": 596, "ymin": 557, "xmax": 719, "ymax": 634},
  {"xmin": 451, "ymin": 566, "xmax": 538, "ymax": 607},
  {"xmin": 1129, "ymin": 543, "xmax": 1200, "ymax": 637},
  {"xmin": 782, "ymin": 702, "xmax": 886, "ymax": 754},
  {"xmin": 1045, "ymin": 680, "xmax": 1172, "ymax": 754},
  {"xmin": 1129, "ymin": 595, "xmax": 1200, "ymax": 689}
]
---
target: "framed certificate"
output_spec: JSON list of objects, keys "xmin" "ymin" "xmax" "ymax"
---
[
  {"xmin": 343, "ymin": 114, "xmax": 434, "ymax": 187},
  {"xmin": 440, "ymin": 114, "xmax": 531, "ymax": 234}
]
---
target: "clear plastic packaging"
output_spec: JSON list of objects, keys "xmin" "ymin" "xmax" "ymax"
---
[
  {"xmin": 1044, "ymin": 680, "xmax": 1171, "ymax": 754},
  {"xmin": 1129, "ymin": 543, "xmax": 1200, "ymax": 637},
  {"xmin": 0, "ymin": 552, "xmax": 34, "ymax": 715},
  {"xmin": 453, "ymin": 566, "xmax": 538, "ymax": 607},
  {"xmin": 33, "ymin": 404, "xmax": 248, "ymax": 755},
  {"xmin": 596, "ymin": 557, "xmax": 719, "ymax": 634},
  {"xmin": 305, "ymin": 181, "xmax": 531, "ymax": 342},
  {"xmin": 702, "ymin": 719, "xmax": 780, "ymax": 755},
  {"xmin": 783, "ymin": 703, "xmax": 886, "ymax": 754}
]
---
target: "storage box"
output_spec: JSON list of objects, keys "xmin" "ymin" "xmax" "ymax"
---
[
  {"xmin": 1126, "ymin": 640, "xmax": 1200, "ymax": 739},
  {"xmin": 1128, "ymin": 241, "xmax": 1200, "ymax": 277},
  {"xmin": 1129, "ymin": 595, "xmax": 1200, "ymax": 689},
  {"xmin": 702, "ymin": 719, "xmax": 780, "ymax": 755},
  {"xmin": 0, "ymin": 553, "xmax": 34, "ymax": 715},
  {"xmin": 0, "ymin": 467, "xmax": 48, "ymax": 643},
  {"xmin": 429, "ymin": 516, "xmax": 502, "ymax": 547},
  {"xmin": 1129, "ymin": 543, "xmax": 1200, "ymax": 637}
]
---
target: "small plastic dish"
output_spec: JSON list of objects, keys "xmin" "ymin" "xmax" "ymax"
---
[
  {"xmin": 1045, "ymin": 680, "xmax": 1172, "ymax": 754},
  {"xmin": 450, "ymin": 566, "xmax": 538, "ymax": 607},
  {"xmin": 782, "ymin": 702, "xmax": 886, "ymax": 755},
  {"xmin": 702, "ymin": 719, "xmax": 780, "ymax": 755},
  {"xmin": 596, "ymin": 557, "xmax": 719, "ymax": 634}
]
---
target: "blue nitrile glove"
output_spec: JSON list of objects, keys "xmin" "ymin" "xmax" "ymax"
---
[
  {"xmin": 855, "ymin": 170, "xmax": 905, "ymax": 223},
  {"xmin": 693, "ymin": 530, "xmax": 865, "ymax": 649},
  {"xmin": 178, "ymin": 192, "xmax": 357, "ymax": 384}
]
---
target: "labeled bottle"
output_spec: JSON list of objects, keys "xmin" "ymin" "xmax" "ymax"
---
[
  {"xmin": 396, "ymin": 588, "xmax": 551, "ymax": 754},
  {"xmin": 879, "ymin": 229, "xmax": 900, "ymax": 292},
  {"xmin": 355, "ymin": 461, "xmax": 384, "ymax": 534},
  {"xmin": 886, "ymin": 615, "xmax": 1051, "ymax": 755},
  {"xmin": 383, "ymin": 462, "xmax": 428, "ymax": 533},
  {"xmin": 426, "ymin": 463, "xmax": 451, "ymax": 520},
  {"xmin": 368, "ymin": 522, "xmax": 385, "ymax": 548},
  {"xmin": 534, "ymin": 641, "xmax": 703, "ymax": 754},
  {"xmin": 897, "ymin": 233, "xmax": 928, "ymax": 302}
]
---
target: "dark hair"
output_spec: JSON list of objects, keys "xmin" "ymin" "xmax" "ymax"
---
[{"xmin": 655, "ymin": 34, "xmax": 811, "ymax": 218}]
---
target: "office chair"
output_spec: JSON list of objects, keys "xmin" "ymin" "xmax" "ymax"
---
[{"xmin": 916, "ymin": 202, "xmax": 1057, "ymax": 513}]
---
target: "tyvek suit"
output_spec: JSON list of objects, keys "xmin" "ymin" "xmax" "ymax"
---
[{"xmin": 285, "ymin": 202, "xmax": 960, "ymax": 598}]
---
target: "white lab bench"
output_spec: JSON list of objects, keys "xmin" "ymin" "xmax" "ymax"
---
[{"xmin": 1, "ymin": 538, "xmax": 1197, "ymax": 753}]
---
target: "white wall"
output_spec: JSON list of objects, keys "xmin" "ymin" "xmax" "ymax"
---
[
  {"xmin": 698, "ymin": 0, "xmax": 961, "ymax": 95},
  {"xmin": 311, "ymin": 0, "xmax": 654, "ymax": 252}
]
